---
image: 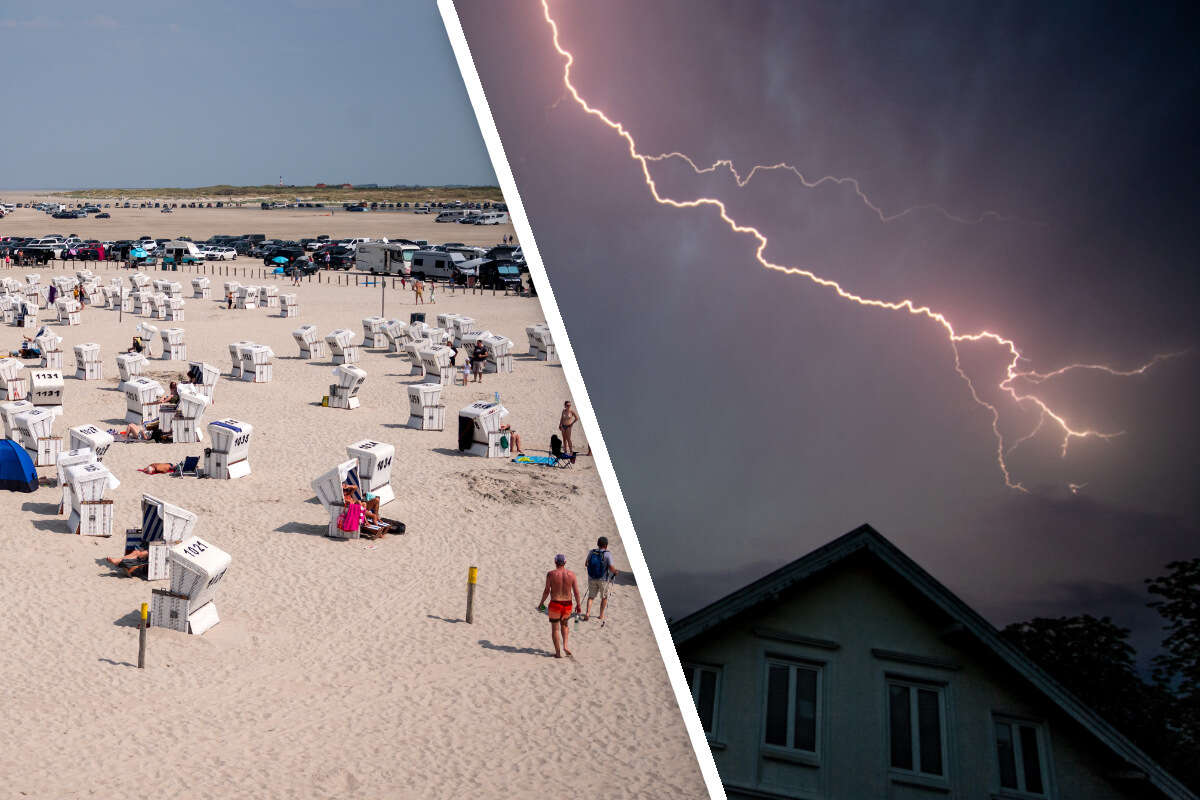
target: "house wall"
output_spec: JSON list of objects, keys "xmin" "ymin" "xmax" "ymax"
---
[{"xmin": 678, "ymin": 557, "xmax": 1155, "ymax": 800}]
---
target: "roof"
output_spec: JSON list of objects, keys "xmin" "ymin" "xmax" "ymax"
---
[{"xmin": 670, "ymin": 524, "xmax": 1197, "ymax": 800}]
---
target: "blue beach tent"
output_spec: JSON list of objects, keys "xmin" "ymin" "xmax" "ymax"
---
[{"xmin": 0, "ymin": 439, "xmax": 37, "ymax": 493}]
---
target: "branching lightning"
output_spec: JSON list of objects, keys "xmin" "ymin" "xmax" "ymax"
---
[
  {"xmin": 539, "ymin": 0, "xmax": 1185, "ymax": 492},
  {"xmin": 643, "ymin": 152, "xmax": 1032, "ymax": 226}
]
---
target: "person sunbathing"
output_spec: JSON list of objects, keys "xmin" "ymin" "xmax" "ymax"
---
[
  {"xmin": 111, "ymin": 422, "xmax": 171, "ymax": 443},
  {"xmin": 164, "ymin": 381, "xmax": 179, "ymax": 404},
  {"xmin": 125, "ymin": 337, "xmax": 145, "ymax": 355},
  {"xmin": 342, "ymin": 482, "xmax": 382, "ymax": 526},
  {"xmin": 138, "ymin": 462, "xmax": 174, "ymax": 475},
  {"xmin": 106, "ymin": 550, "xmax": 148, "ymax": 577}
]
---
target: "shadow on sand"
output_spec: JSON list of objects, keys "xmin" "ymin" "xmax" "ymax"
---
[
  {"xmin": 275, "ymin": 521, "xmax": 327, "ymax": 537},
  {"xmin": 478, "ymin": 639, "xmax": 555, "ymax": 658},
  {"xmin": 113, "ymin": 608, "xmax": 143, "ymax": 628},
  {"xmin": 432, "ymin": 448, "xmax": 472, "ymax": 458},
  {"xmin": 99, "ymin": 657, "xmax": 137, "ymax": 668}
]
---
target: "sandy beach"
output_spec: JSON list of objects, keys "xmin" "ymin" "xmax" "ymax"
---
[{"xmin": 0, "ymin": 257, "xmax": 705, "ymax": 797}]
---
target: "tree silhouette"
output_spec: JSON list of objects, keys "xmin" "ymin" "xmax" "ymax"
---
[
  {"xmin": 1147, "ymin": 558, "xmax": 1200, "ymax": 784},
  {"xmin": 1002, "ymin": 570, "xmax": 1200, "ymax": 793}
]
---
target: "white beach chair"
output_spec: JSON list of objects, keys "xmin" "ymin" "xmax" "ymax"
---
[
  {"xmin": 327, "ymin": 365, "xmax": 366, "ymax": 410},
  {"xmin": 205, "ymin": 418, "xmax": 252, "ymax": 479},
  {"xmin": 457, "ymin": 401, "xmax": 515, "ymax": 459},
  {"xmin": 407, "ymin": 383, "xmax": 445, "ymax": 431},
  {"xmin": 347, "ymin": 439, "xmax": 394, "ymax": 506},
  {"xmin": 151, "ymin": 535, "xmax": 231, "ymax": 636}
]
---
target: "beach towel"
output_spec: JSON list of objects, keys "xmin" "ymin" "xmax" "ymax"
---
[
  {"xmin": 338, "ymin": 502, "xmax": 364, "ymax": 532},
  {"xmin": 512, "ymin": 455, "xmax": 559, "ymax": 466}
]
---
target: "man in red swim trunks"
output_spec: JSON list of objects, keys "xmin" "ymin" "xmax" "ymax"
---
[{"xmin": 539, "ymin": 553, "xmax": 581, "ymax": 658}]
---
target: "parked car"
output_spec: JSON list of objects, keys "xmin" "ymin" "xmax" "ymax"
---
[
  {"xmin": 263, "ymin": 247, "xmax": 304, "ymax": 267},
  {"xmin": 290, "ymin": 257, "xmax": 320, "ymax": 276},
  {"xmin": 95, "ymin": 212, "xmax": 111, "ymax": 219}
]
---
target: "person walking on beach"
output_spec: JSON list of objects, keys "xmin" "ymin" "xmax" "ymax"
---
[
  {"xmin": 414, "ymin": 279, "xmax": 424, "ymax": 305},
  {"xmin": 226, "ymin": 290, "xmax": 234, "ymax": 309},
  {"xmin": 427, "ymin": 279, "xmax": 436, "ymax": 303},
  {"xmin": 470, "ymin": 339, "xmax": 488, "ymax": 383},
  {"xmin": 582, "ymin": 536, "xmax": 618, "ymax": 622},
  {"xmin": 539, "ymin": 554, "xmax": 580, "ymax": 658},
  {"xmin": 559, "ymin": 400, "xmax": 579, "ymax": 455}
]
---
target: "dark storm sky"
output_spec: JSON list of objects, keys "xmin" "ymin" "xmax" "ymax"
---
[{"xmin": 454, "ymin": 0, "xmax": 1199, "ymax": 660}]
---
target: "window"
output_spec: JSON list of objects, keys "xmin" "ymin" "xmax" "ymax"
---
[
  {"xmin": 762, "ymin": 660, "xmax": 820, "ymax": 753},
  {"xmin": 682, "ymin": 663, "xmax": 721, "ymax": 737},
  {"xmin": 887, "ymin": 680, "xmax": 946, "ymax": 778},
  {"xmin": 994, "ymin": 717, "xmax": 1048, "ymax": 796}
]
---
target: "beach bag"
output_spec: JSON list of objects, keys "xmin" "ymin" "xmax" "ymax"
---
[
  {"xmin": 339, "ymin": 502, "xmax": 364, "ymax": 532},
  {"xmin": 550, "ymin": 434, "xmax": 562, "ymax": 459},
  {"xmin": 586, "ymin": 548, "xmax": 607, "ymax": 580}
]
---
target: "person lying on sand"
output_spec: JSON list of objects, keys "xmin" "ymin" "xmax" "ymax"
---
[
  {"xmin": 125, "ymin": 337, "xmax": 145, "ymax": 355},
  {"xmin": 538, "ymin": 554, "xmax": 581, "ymax": 658},
  {"xmin": 106, "ymin": 550, "xmax": 148, "ymax": 577},
  {"xmin": 137, "ymin": 463, "xmax": 174, "ymax": 475},
  {"xmin": 110, "ymin": 422, "xmax": 171, "ymax": 443}
]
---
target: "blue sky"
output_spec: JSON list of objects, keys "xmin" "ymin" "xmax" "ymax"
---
[{"xmin": 0, "ymin": 0, "xmax": 496, "ymax": 188}]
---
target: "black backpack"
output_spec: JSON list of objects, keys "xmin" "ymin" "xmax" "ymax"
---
[{"xmin": 550, "ymin": 434, "xmax": 562, "ymax": 458}]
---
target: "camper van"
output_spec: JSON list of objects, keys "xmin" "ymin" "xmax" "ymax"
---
[
  {"xmin": 434, "ymin": 210, "xmax": 468, "ymax": 223},
  {"xmin": 356, "ymin": 242, "xmax": 418, "ymax": 275},
  {"xmin": 161, "ymin": 240, "xmax": 204, "ymax": 265},
  {"xmin": 408, "ymin": 249, "xmax": 465, "ymax": 280},
  {"xmin": 473, "ymin": 211, "xmax": 509, "ymax": 225}
]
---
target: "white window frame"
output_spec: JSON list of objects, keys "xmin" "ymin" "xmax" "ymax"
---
[
  {"xmin": 992, "ymin": 715, "xmax": 1053, "ymax": 798},
  {"xmin": 886, "ymin": 678, "xmax": 949, "ymax": 781},
  {"xmin": 682, "ymin": 662, "xmax": 722, "ymax": 740},
  {"xmin": 761, "ymin": 658, "xmax": 822, "ymax": 757}
]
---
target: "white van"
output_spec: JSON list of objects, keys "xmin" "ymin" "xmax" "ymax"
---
[
  {"xmin": 408, "ymin": 249, "xmax": 465, "ymax": 280},
  {"xmin": 336, "ymin": 237, "xmax": 379, "ymax": 252},
  {"xmin": 474, "ymin": 211, "xmax": 509, "ymax": 225}
]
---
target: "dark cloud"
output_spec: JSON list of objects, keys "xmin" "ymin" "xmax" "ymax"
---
[{"xmin": 455, "ymin": 0, "xmax": 1200, "ymax": 660}]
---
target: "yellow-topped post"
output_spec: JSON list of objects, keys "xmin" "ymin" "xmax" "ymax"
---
[
  {"xmin": 137, "ymin": 602, "xmax": 148, "ymax": 669},
  {"xmin": 466, "ymin": 566, "xmax": 478, "ymax": 624}
]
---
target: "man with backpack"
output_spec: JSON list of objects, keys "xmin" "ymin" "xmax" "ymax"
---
[{"xmin": 583, "ymin": 536, "xmax": 618, "ymax": 622}]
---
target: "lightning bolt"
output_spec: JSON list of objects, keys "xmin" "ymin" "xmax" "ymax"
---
[
  {"xmin": 539, "ymin": 0, "xmax": 1186, "ymax": 492},
  {"xmin": 643, "ymin": 153, "xmax": 1033, "ymax": 226}
]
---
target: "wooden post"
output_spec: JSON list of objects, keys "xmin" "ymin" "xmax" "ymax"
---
[
  {"xmin": 137, "ymin": 602, "xmax": 148, "ymax": 668},
  {"xmin": 466, "ymin": 566, "xmax": 478, "ymax": 623}
]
